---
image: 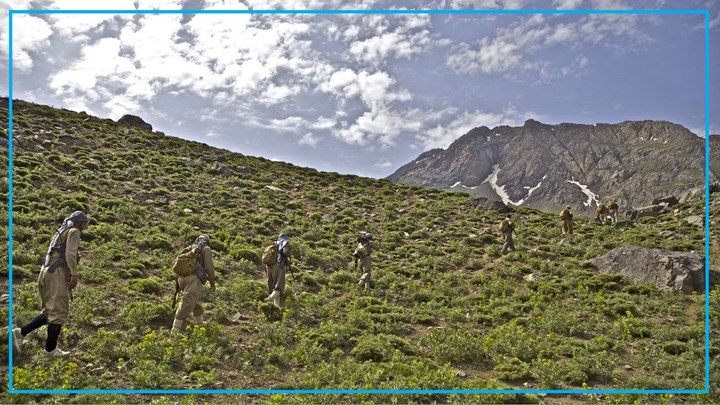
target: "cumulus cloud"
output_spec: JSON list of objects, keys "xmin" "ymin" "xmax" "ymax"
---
[
  {"xmin": 553, "ymin": 0, "xmax": 584, "ymax": 9},
  {"xmin": 373, "ymin": 160, "xmax": 393, "ymax": 169},
  {"xmin": 299, "ymin": 132, "xmax": 320, "ymax": 147},
  {"xmin": 44, "ymin": 0, "xmax": 139, "ymax": 40},
  {"xmin": 4, "ymin": 13, "xmax": 53, "ymax": 73},
  {"xmin": 346, "ymin": 14, "xmax": 435, "ymax": 67},
  {"xmin": 446, "ymin": 7, "xmax": 650, "ymax": 78},
  {"xmin": 416, "ymin": 105, "xmax": 530, "ymax": 150}
]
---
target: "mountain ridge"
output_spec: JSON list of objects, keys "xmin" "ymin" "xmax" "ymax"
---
[{"xmin": 388, "ymin": 119, "xmax": 717, "ymax": 216}]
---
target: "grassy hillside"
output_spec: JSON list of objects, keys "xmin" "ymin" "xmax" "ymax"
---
[{"xmin": 0, "ymin": 99, "xmax": 718, "ymax": 404}]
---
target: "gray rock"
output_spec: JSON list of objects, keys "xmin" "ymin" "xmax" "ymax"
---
[
  {"xmin": 202, "ymin": 154, "xmax": 227, "ymax": 162},
  {"xmin": 234, "ymin": 165, "xmax": 256, "ymax": 174},
  {"xmin": 625, "ymin": 204, "xmax": 670, "ymax": 220},
  {"xmin": 210, "ymin": 161, "xmax": 233, "ymax": 177},
  {"xmin": 468, "ymin": 196, "xmax": 509, "ymax": 213},
  {"xmin": 685, "ymin": 215, "xmax": 703, "ymax": 227},
  {"xmin": 589, "ymin": 245, "xmax": 712, "ymax": 293},
  {"xmin": 117, "ymin": 114, "xmax": 152, "ymax": 131},
  {"xmin": 651, "ymin": 195, "xmax": 679, "ymax": 207}
]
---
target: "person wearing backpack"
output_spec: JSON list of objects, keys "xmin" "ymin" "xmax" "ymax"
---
[
  {"xmin": 265, "ymin": 233, "xmax": 291, "ymax": 308},
  {"xmin": 354, "ymin": 233, "xmax": 374, "ymax": 289},
  {"xmin": 171, "ymin": 235, "xmax": 216, "ymax": 333},
  {"xmin": 12, "ymin": 211, "xmax": 89, "ymax": 358},
  {"xmin": 608, "ymin": 201, "xmax": 619, "ymax": 224},
  {"xmin": 500, "ymin": 214, "xmax": 516, "ymax": 254},
  {"xmin": 559, "ymin": 205, "xmax": 574, "ymax": 237},
  {"xmin": 595, "ymin": 202, "xmax": 608, "ymax": 225}
]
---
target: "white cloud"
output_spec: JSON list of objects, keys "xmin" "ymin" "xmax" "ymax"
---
[
  {"xmin": 447, "ymin": 9, "xmax": 649, "ymax": 77},
  {"xmin": 299, "ymin": 132, "xmax": 320, "ymax": 147},
  {"xmin": 267, "ymin": 116, "xmax": 307, "ymax": 132},
  {"xmin": 553, "ymin": 0, "xmax": 584, "ymax": 9},
  {"xmin": 416, "ymin": 106, "xmax": 529, "ymax": 150},
  {"xmin": 45, "ymin": 0, "xmax": 138, "ymax": 40},
  {"xmin": 259, "ymin": 83, "xmax": 299, "ymax": 105},
  {"xmin": 4, "ymin": 13, "xmax": 53, "ymax": 73},
  {"xmin": 334, "ymin": 107, "xmax": 424, "ymax": 147},
  {"xmin": 320, "ymin": 68, "xmax": 360, "ymax": 99},
  {"xmin": 373, "ymin": 160, "xmax": 393, "ymax": 169},
  {"xmin": 447, "ymin": 0, "xmax": 501, "ymax": 9},
  {"xmin": 347, "ymin": 14, "xmax": 434, "ymax": 66},
  {"xmin": 537, "ymin": 54, "xmax": 589, "ymax": 81}
]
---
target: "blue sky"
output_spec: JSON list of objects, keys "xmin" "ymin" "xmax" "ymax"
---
[{"xmin": 2, "ymin": 0, "xmax": 718, "ymax": 178}]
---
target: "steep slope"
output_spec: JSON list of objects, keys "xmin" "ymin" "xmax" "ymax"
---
[
  {"xmin": 389, "ymin": 119, "xmax": 716, "ymax": 216},
  {"xmin": 0, "ymin": 99, "xmax": 717, "ymax": 404}
]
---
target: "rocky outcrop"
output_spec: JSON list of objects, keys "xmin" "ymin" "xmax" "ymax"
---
[
  {"xmin": 117, "ymin": 114, "xmax": 152, "ymax": 131},
  {"xmin": 467, "ymin": 196, "xmax": 509, "ymax": 213},
  {"xmin": 651, "ymin": 195, "xmax": 679, "ymax": 207},
  {"xmin": 589, "ymin": 246, "xmax": 711, "ymax": 293},
  {"xmin": 388, "ymin": 120, "xmax": 720, "ymax": 215},
  {"xmin": 625, "ymin": 204, "xmax": 671, "ymax": 220}
]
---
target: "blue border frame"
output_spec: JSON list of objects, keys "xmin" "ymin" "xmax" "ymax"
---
[{"xmin": 6, "ymin": 7, "xmax": 712, "ymax": 396}]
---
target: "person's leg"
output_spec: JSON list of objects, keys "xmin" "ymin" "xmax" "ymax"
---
[
  {"xmin": 20, "ymin": 313, "xmax": 48, "ymax": 336},
  {"xmin": 193, "ymin": 301, "xmax": 205, "ymax": 326},
  {"xmin": 173, "ymin": 276, "xmax": 201, "ymax": 332}
]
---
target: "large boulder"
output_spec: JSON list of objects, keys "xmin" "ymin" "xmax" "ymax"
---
[
  {"xmin": 651, "ymin": 195, "xmax": 679, "ymax": 207},
  {"xmin": 468, "ymin": 196, "xmax": 509, "ymax": 213},
  {"xmin": 589, "ymin": 246, "xmax": 710, "ymax": 293},
  {"xmin": 625, "ymin": 204, "xmax": 670, "ymax": 220},
  {"xmin": 117, "ymin": 114, "xmax": 152, "ymax": 131}
]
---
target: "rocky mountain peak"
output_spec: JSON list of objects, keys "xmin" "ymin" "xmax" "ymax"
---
[{"xmin": 388, "ymin": 120, "xmax": 718, "ymax": 216}]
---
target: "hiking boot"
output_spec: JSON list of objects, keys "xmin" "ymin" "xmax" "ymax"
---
[
  {"xmin": 12, "ymin": 328, "xmax": 23, "ymax": 354},
  {"xmin": 194, "ymin": 315, "xmax": 204, "ymax": 326},
  {"xmin": 267, "ymin": 290, "xmax": 280, "ymax": 301},
  {"xmin": 45, "ymin": 347, "xmax": 70, "ymax": 358}
]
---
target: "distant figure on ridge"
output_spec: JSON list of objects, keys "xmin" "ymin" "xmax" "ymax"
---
[
  {"xmin": 171, "ymin": 235, "xmax": 216, "ymax": 333},
  {"xmin": 13, "ymin": 211, "xmax": 89, "ymax": 358},
  {"xmin": 608, "ymin": 200, "xmax": 619, "ymax": 224},
  {"xmin": 354, "ymin": 233, "xmax": 374, "ymax": 289},
  {"xmin": 559, "ymin": 205, "xmax": 574, "ymax": 238},
  {"xmin": 595, "ymin": 202, "xmax": 608, "ymax": 225},
  {"xmin": 500, "ymin": 214, "xmax": 516, "ymax": 254},
  {"xmin": 262, "ymin": 233, "xmax": 291, "ymax": 308}
]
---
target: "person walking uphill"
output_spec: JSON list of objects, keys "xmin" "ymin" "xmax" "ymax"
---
[
  {"xmin": 172, "ymin": 235, "xmax": 216, "ymax": 333},
  {"xmin": 595, "ymin": 202, "xmax": 608, "ymax": 225},
  {"xmin": 354, "ymin": 233, "xmax": 374, "ymax": 289},
  {"xmin": 13, "ymin": 211, "xmax": 89, "ymax": 358},
  {"xmin": 500, "ymin": 214, "xmax": 516, "ymax": 254},
  {"xmin": 608, "ymin": 201, "xmax": 619, "ymax": 224},
  {"xmin": 265, "ymin": 233, "xmax": 291, "ymax": 308},
  {"xmin": 560, "ymin": 205, "xmax": 574, "ymax": 237}
]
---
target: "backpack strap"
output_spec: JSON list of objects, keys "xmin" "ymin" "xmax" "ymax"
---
[{"xmin": 44, "ymin": 228, "xmax": 71, "ymax": 274}]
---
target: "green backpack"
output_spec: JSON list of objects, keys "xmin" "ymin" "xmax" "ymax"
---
[
  {"xmin": 172, "ymin": 244, "xmax": 202, "ymax": 277},
  {"xmin": 261, "ymin": 243, "xmax": 278, "ymax": 265}
]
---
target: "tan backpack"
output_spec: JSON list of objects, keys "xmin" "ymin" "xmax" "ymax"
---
[{"xmin": 262, "ymin": 243, "xmax": 279, "ymax": 265}]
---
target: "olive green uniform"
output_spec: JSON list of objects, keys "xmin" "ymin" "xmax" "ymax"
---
[
  {"xmin": 559, "ymin": 209, "xmax": 574, "ymax": 236},
  {"xmin": 266, "ymin": 244, "xmax": 290, "ymax": 295},
  {"xmin": 39, "ymin": 228, "xmax": 80, "ymax": 324},
  {"xmin": 355, "ymin": 242, "xmax": 372, "ymax": 289},
  {"xmin": 596, "ymin": 204, "xmax": 608, "ymax": 225},
  {"xmin": 608, "ymin": 201, "xmax": 619, "ymax": 223},
  {"xmin": 500, "ymin": 218, "xmax": 515, "ymax": 254},
  {"xmin": 174, "ymin": 245, "xmax": 215, "ymax": 325}
]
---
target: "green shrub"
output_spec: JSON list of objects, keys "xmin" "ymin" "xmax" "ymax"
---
[{"xmin": 129, "ymin": 278, "xmax": 162, "ymax": 294}]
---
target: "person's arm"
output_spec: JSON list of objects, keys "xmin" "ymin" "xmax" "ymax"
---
[
  {"xmin": 65, "ymin": 228, "xmax": 81, "ymax": 289},
  {"xmin": 203, "ymin": 246, "xmax": 216, "ymax": 290}
]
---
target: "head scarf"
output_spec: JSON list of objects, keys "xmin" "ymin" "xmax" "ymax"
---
[
  {"xmin": 194, "ymin": 235, "xmax": 210, "ymax": 246},
  {"xmin": 277, "ymin": 233, "xmax": 290, "ymax": 250}
]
